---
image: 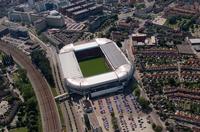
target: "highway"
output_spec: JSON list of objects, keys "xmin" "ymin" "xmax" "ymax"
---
[{"xmin": 0, "ymin": 41, "xmax": 62, "ymax": 132}]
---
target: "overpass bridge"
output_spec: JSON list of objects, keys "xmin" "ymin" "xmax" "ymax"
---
[{"xmin": 54, "ymin": 92, "xmax": 70, "ymax": 103}]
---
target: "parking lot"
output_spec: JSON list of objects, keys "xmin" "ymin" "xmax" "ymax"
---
[{"xmin": 92, "ymin": 94, "xmax": 153, "ymax": 132}]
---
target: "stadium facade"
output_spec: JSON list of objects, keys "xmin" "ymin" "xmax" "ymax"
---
[{"xmin": 58, "ymin": 38, "xmax": 133, "ymax": 97}]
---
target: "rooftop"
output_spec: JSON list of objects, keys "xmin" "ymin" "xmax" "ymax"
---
[
  {"xmin": 0, "ymin": 25, "xmax": 8, "ymax": 32},
  {"xmin": 73, "ymin": 9, "xmax": 88, "ymax": 15},
  {"xmin": 192, "ymin": 45, "xmax": 200, "ymax": 51},
  {"xmin": 189, "ymin": 38, "xmax": 200, "ymax": 44},
  {"xmin": 46, "ymin": 15, "xmax": 62, "ymax": 19},
  {"xmin": 132, "ymin": 33, "xmax": 147, "ymax": 37},
  {"xmin": 176, "ymin": 44, "xmax": 194, "ymax": 55},
  {"xmin": 100, "ymin": 42, "xmax": 128, "ymax": 69}
]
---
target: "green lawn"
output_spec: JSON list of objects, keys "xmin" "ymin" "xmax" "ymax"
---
[
  {"xmin": 10, "ymin": 127, "xmax": 28, "ymax": 132},
  {"xmin": 79, "ymin": 57, "xmax": 110, "ymax": 77}
]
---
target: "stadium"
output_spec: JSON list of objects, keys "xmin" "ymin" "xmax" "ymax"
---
[{"xmin": 58, "ymin": 38, "xmax": 133, "ymax": 97}]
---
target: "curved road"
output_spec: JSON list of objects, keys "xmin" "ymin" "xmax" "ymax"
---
[{"xmin": 0, "ymin": 41, "xmax": 61, "ymax": 132}]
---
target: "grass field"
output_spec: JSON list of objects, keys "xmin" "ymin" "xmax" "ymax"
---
[
  {"xmin": 79, "ymin": 57, "xmax": 110, "ymax": 77},
  {"xmin": 10, "ymin": 127, "xmax": 28, "ymax": 132}
]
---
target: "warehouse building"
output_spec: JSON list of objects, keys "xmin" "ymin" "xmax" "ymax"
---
[{"xmin": 61, "ymin": 0, "xmax": 103, "ymax": 21}]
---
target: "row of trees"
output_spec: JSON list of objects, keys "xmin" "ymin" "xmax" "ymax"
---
[
  {"xmin": 30, "ymin": 50, "xmax": 55, "ymax": 87},
  {"xmin": 132, "ymin": 83, "xmax": 150, "ymax": 110},
  {"xmin": 111, "ymin": 112, "xmax": 119, "ymax": 131},
  {"xmin": 138, "ymin": 97, "xmax": 150, "ymax": 110}
]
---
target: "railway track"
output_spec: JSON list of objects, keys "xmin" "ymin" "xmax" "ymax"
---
[
  {"xmin": 0, "ymin": 41, "xmax": 61, "ymax": 132},
  {"xmin": 30, "ymin": 32, "xmax": 78, "ymax": 132},
  {"xmin": 49, "ymin": 47, "xmax": 78, "ymax": 132}
]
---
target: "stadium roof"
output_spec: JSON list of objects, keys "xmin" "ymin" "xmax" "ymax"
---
[
  {"xmin": 58, "ymin": 38, "xmax": 133, "ymax": 90},
  {"xmin": 100, "ymin": 42, "xmax": 128, "ymax": 69},
  {"xmin": 59, "ymin": 52, "xmax": 83, "ymax": 79},
  {"xmin": 74, "ymin": 41, "xmax": 98, "ymax": 51}
]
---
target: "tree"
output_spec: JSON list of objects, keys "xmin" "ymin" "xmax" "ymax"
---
[
  {"xmin": 112, "ymin": 14, "xmax": 118, "ymax": 21},
  {"xmin": 31, "ymin": 50, "xmax": 55, "ymax": 87},
  {"xmin": 26, "ymin": 97, "xmax": 37, "ymax": 111},
  {"xmin": 168, "ymin": 16, "xmax": 177, "ymax": 25},
  {"xmin": 2, "ymin": 54, "xmax": 14, "ymax": 66},
  {"xmin": 111, "ymin": 112, "xmax": 115, "ymax": 117},
  {"xmin": 182, "ymin": 23, "xmax": 190, "ymax": 31},
  {"xmin": 7, "ymin": 96, "xmax": 18, "ymax": 103},
  {"xmin": 18, "ymin": 69, "xmax": 28, "ymax": 83},
  {"xmin": 155, "ymin": 126, "xmax": 163, "ymax": 132},
  {"xmin": 152, "ymin": 123, "xmax": 156, "ymax": 130},
  {"xmin": 166, "ymin": 100, "xmax": 175, "ymax": 112},
  {"xmin": 152, "ymin": 123, "xmax": 163, "ymax": 132},
  {"xmin": 134, "ymin": 88, "xmax": 141, "ymax": 98},
  {"xmin": 111, "ymin": 112, "xmax": 119, "ymax": 131},
  {"xmin": 168, "ymin": 78, "xmax": 179, "ymax": 87},
  {"xmin": 22, "ymin": 85, "xmax": 34, "ymax": 101},
  {"xmin": 138, "ymin": 97, "xmax": 150, "ymax": 109}
]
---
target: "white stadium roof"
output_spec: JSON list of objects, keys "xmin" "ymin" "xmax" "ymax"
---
[
  {"xmin": 58, "ymin": 38, "xmax": 133, "ymax": 91},
  {"xmin": 59, "ymin": 52, "xmax": 83, "ymax": 79},
  {"xmin": 100, "ymin": 42, "xmax": 128, "ymax": 69}
]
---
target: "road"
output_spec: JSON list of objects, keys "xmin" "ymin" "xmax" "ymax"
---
[{"xmin": 0, "ymin": 41, "xmax": 61, "ymax": 132}]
